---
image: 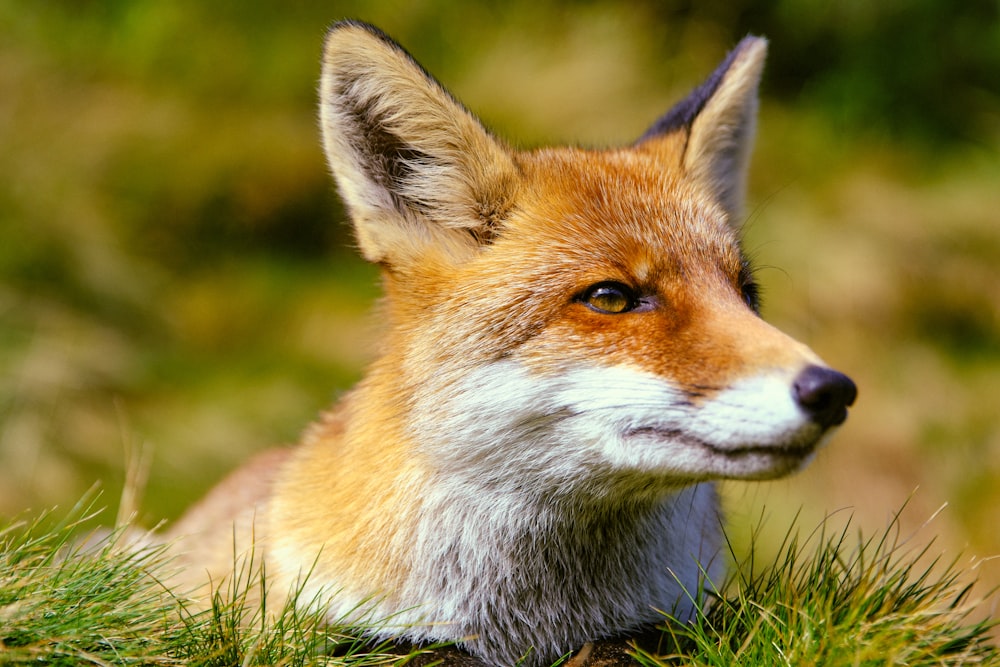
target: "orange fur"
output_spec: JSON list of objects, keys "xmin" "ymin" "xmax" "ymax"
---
[{"xmin": 166, "ymin": 22, "xmax": 856, "ymax": 667}]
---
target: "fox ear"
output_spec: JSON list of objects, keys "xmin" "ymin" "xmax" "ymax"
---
[
  {"xmin": 320, "ymin": 21, "xmax": 520, "ymax": 266},
  {"xmin": 639, "ymin": 36, "xmax": 767, "ymax": 225}
]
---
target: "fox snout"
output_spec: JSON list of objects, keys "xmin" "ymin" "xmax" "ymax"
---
[{"xmin": 793, "ymin": 365, "xmax": 857, "ymax": 429}]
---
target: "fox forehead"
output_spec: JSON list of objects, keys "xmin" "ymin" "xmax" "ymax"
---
[
  {"xmin": 386, "ymin": 144, "xmax": 757, "ymax": 384},
  {"xmin": 416, "ymin": 145, "xmax": 750, "ymax": 325},
  {"xmin": 506, "ymin": 145, "xmax": 746, "ymax": 285}
]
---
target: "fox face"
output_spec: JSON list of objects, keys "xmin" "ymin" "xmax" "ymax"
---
[
  {"xmin": 167, "ymin": 21, "xmax": 867, "ymax": 667},
  {"xmin": 320, "ymin": 23, "xmax": 855, "ymax": 496},
  {"xmin": 397, "ymin": 150, "xmax": 850, "ymax": 495}
]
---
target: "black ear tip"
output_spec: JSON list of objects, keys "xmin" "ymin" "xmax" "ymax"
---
[
  {"xmin": 326, "ymin": 19, "xmax": 391, "ymax": 42},
  {"xmin": 637, "ymin": 35, "xmax": 767, "ymax": 144}
]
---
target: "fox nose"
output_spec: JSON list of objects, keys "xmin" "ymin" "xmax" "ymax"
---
[{"xmin": 792, "ymin": 365, "xmax": 857, "ymax": 428}]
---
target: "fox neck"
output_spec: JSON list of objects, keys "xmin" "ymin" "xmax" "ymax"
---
[
  {"xmin": 280, "ymin": 364, "xmax": 722, "ymax": 665},
  {"xmin": 402, "ymin": 475, "xmax": 720, "ymax": 658}
]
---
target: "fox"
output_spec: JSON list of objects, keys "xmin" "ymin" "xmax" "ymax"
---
[{"xmin": 167, "ymin": 20, "xmax": 857, "ymax": 667}]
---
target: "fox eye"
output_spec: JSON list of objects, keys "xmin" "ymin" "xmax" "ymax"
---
[
  {"xmin": 739, "ymin": 263, "xmax": 761, "ymax": 313},
  {"xmin": 742, "ymin": 281, "xmax": 760, "ymax": 312},
  {"xmin": 579, "ymin": 282, "xmax": 640, "ymax": 314}
]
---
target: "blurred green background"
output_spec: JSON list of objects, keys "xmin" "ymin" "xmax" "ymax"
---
[{"xmin": 2, "ymin": 0, "xmax": 999, "ymax": 606}]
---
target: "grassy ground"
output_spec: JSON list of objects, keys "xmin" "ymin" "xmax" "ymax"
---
[
  {"xmin": 0, "ymin": 498, "xmax": 995, "ymax": 665},
  {"xmin": 0, "ymin": 496, "xmax": 406, "ymax": 665},
  {"xmin": 2, "ymin": 0, "xmax": 999, "ymax": 658}
]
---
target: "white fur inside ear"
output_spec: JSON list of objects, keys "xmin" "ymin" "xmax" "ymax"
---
[
  {"xmin": 319, "ymin": 23, "xmax": 519, "ymax": 266},
  {"xmin": 685, "ymin": 37, "xmax": 767, "ymax": 225}
]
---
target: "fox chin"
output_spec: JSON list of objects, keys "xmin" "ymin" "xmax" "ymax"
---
[{"xmin": 165, "ymin": 21, "xmax": 856, "ymax": 667}]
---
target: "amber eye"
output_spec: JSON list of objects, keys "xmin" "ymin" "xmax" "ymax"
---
[
  {"xmin": 580, "ymin": 282, "xmax": 639, "ymax": 314},
  {"xmin": 739, "ymin": 262, "xmax": 761, "ymax": 313},
  {"xmin": 742, "ymin": 279, "xmax": 761, "ymax": 312}
]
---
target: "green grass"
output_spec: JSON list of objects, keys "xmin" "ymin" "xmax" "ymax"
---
[
  {"xmin": 0, "ymin": 494, "xmax": 414, "ymax": 666},
  {"xmin": 1, "ymin": 499, "xmax": 994, "ymax": 666},
  {"xmin": 0, "ymin": 497, "xmax": 179, "ymax": 664},
  {"xmin": 649, "ymin": 507, "xmax": 997, "ymax": 666}
]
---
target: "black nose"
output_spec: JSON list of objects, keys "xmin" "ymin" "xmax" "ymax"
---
[{"xmin": 793, "ymin": 365, "xmax": 857, "ymax": 428}]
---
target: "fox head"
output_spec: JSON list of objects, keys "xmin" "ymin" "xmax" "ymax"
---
[{"xmin": 319, "ymin": 21, "xmax": 856, "ymax": 491}]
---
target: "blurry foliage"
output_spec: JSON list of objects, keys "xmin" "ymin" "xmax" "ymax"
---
[
  {"xmin": 1, "ymin": 0, "xmax": 999, "ymax": 598},
  {"xmin": 651, "ymin": 0, "xmax": 1000, "ymax": 147}
]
